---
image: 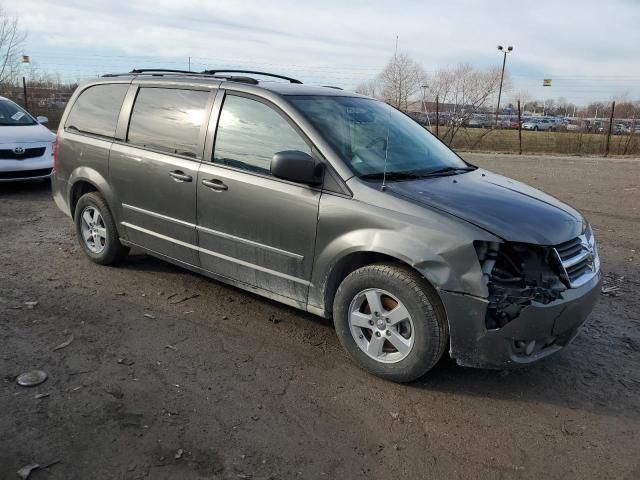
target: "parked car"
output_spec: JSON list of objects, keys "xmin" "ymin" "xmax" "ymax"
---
[
  {"xmin": 52, "ymin": 70, "xmax": 601, "ymax": 382},
  {"xmin": 466, "ymin": 117, "xmax": 486, "ymax": 128},
  {"xmin": 522, "ymin": 118, "xmax": 556, "ymax": 131},
  {"xmin": 0, "ymin": 96, "xmax": 55, "ymax": 182},
  {"xmin": 614, "ymin": 123, "xmax": 631, "ymax": 135},
  {"xmin": 566, "ymin": 120, "xmax": 583, "ymax": 132}
]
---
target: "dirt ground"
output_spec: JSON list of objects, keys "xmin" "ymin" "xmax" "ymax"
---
[{"xmin": 1, "ymin": 153, "xmax": 639, "ymax": 480}]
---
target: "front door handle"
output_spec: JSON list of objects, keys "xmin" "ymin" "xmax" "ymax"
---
[
  {"xmin": 202, "ymin": 179, "xmax": 228, "ymax": 191},
  {"xmin": 169, "ymin": 170, "xmax": 193, "ymax": 182}
]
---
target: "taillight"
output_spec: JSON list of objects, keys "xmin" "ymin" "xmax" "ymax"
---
[{"xmin": 52, "ymin": 136, "xmax": 59, "ymax": 174}]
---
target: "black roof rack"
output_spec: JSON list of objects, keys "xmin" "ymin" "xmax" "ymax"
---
[
  {"xmin": 322, "ymin": 85, "xmax": 343, "ymax": 90},
  {"xmin": 130, "ymin": 68, "xmax": 194, "ymax": 74},
  {"xmin": 101, "ymin": 68, "xmax": 300, "ymax": 85},
  {"xmin": 201, "ymin": 69, "xmax": 302, "ymax": 84},
  {"xmin": 101, "ymin": 69, "xmax": 259, "ymax": 85}
]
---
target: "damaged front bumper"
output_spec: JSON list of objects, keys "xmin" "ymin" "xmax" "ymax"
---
[{"xmin": 440, "ymin": 271, "xmax": 601, "ymax": 369}]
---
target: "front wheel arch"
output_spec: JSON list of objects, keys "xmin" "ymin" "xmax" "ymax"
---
[{"xmin": 322, "ymin": 251, "xmax": 430, "ymax": 318}]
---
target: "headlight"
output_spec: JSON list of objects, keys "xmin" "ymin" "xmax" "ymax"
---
[{"xmin": 584, "ymin": 224, "xmax": 600, "ymax": 274}]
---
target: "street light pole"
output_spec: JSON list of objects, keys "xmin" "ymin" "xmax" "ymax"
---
[{"xmin": 495, "ymin": 45, "xmax": 513, "ymax": 127}]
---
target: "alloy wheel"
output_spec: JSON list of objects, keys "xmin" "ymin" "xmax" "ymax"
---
[
  {"xmin": 80, "ymin": 206, "xmax": 107, "ymax": 254},
  {"xmin": 348, "ymin": 288, "xmax": 415, "ymax": 363}
]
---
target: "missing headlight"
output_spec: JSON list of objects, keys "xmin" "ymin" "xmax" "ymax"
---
[{"xmin": 475, "ymin": 241, "xmax": 566, "ymax": 329}]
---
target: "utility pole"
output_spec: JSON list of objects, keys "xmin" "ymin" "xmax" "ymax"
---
[
  {"xmin": 188, "ymin": 56, "xmax": 191, "ymax": 72},
  {"xmin": 495, "ymin": 45, "xmax": 513, "ymax": 127},
  {"xmin": 421, "ymin": 85, "xmax": 432, "ymax": 130},
  {"xmin": 605, "ymin": 101, "xmax": 615, "ymax": 157},
  {"xmin": 421, "ymin": 85, "xmax": 427, "ymax": 112},
  {"xmin": 22, "ymin": 77, "xmax": 29, "ymax": 111},
  {"xmin": 518, "ymin": 99, "xmax": 523, "ymax": 155},
  {"xmin": 21, "ymin": 54, "xmax": 31, "ymax": 111},
  {"xmin": 435, "ymin": 95, "xmax": 440, "ymax": 137}
]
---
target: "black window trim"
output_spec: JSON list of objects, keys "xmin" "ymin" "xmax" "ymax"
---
[
  {"xmin": 121, "ymin": 85, "xmax": 216, "ymax": 162},
  {"xmin": 63, "ymin": 83, "xmax": 131, "ymax": 140},
  {"xmin": 205, "ymin": 89, "xmax": 343, "ymax": 192}
]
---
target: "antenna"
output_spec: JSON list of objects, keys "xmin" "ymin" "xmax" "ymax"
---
[{"xmin": 380, "ymin": 107, "xmax": 392, "ymax": 192}]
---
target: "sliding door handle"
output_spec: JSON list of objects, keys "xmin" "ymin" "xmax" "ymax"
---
[
  {"xmin": 202, "ymin": 179, "xmax": 228, "ymax": 191},
  {"xmin": 169, "ymin": 170, "xmax": 193, "ymax": 182}
]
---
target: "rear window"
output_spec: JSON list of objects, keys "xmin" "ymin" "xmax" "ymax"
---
[
  {"xmin": 127, "ymin": 88, "xmax": 209, "ymax": 158},
  {"xmin": 65, "ymin": 84, "xmax": 129, "ymax": 138}
]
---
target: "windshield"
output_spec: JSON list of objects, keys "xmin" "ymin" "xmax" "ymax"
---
[
  {"xmin": 289, "ymin": 96, "xmax": 468, "ymax": 177},
  {"xmin": 0, "ymin": 99, "xmax": 36, "ymax": 126}
]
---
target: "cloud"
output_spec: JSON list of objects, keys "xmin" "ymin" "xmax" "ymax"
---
[{"xmin": 8, "ymin": 0, "xmax": 640, "ymax": 103}]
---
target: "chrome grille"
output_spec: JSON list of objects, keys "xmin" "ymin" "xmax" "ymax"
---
[{"xmin": 554, "ymin": 226, "xmax": 600, "ymax": 288}]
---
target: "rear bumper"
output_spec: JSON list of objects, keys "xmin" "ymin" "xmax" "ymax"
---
[
  {"xmin": 51, "ymin": 174, "xmax": 72, "ymax": 217},
  {"xmin": 440, "ymin": 272, "xmax": 601, "ymax": 369}
]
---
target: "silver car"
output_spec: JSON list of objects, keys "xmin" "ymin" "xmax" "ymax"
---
[
  {"xmin": 522, "ymin": 118, "xmax": 556, "ymax": 131},
  {"xmin": 52, "ymin": 70, "xmax": 601, "ymax": 382}
]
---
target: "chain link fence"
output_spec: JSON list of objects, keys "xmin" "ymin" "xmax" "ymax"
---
[{"xmin": 408, "ymin": 100, "xmax": 640, "ymax": 156}]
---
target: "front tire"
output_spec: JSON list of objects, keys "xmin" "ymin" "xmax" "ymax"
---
[
  {"xmin": 333, "ymin": 263, "xmax": 448, "ymax": 383},
  {"xmin": 74, "ymin": 192, "xmax": 129, "ymax": 265}
]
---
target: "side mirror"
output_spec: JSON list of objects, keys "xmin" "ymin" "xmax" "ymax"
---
[
  {"xmin": 271, "ymin": 150, "xmax": 322, "ymax": 185},
  {"xmin": 36, "ymin": 116, "xmax": 49, "ymax": 126}
]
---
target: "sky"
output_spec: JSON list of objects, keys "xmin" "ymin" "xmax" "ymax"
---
[{"xmin": 7, "ymin": 0, "xmax": 640, "ymax": 105}]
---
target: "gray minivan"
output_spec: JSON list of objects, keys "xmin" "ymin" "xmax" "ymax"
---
[{"xmin": 52, "ymin": 70, "xmax": 601, "ymax": 382}]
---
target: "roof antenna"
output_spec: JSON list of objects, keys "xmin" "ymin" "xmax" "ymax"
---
[{"xmin": 380, "ymin": 107, "xmax": 392, "ymax": 192}]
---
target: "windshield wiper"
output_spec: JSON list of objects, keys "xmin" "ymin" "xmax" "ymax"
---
[
  {"xmin": 360, "ymin": 166, "xmax": 475, "ymax": 181},
  {"xmin": 419, "ymin": 166, "xmax": 475, "ymax": 177}
]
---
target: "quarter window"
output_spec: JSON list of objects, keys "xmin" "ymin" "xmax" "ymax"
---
[
  {"xmin": 213, "ymin": 95, "xmax": 310, "ymax": 175},
  {"xmin": 65, "ymin": 84, "xmax": 129, "ymax": 138},
  {"xmin": 128, "ymin": 88, "xmax": 209, "ymax": 158}
]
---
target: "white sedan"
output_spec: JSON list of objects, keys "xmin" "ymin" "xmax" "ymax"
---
[{"xmin": 0, "ymin": 96, "xmax": 55, "ymax": 182}]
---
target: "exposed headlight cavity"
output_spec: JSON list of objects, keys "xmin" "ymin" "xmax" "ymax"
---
[{"xmin": 475, "ymin": 241, "xmax": 567, "ymax": 329}]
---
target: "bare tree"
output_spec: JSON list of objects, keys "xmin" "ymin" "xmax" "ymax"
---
[
  {"xmin": 510, "ymin": 90, "xmax": 531, "ymax": 110},
  {"xmin": 0, "ymin": 6, "xmax": 26, "ymax": 85},
  {"xmin": 429, "ymin": 63, "xmax": 505, "ymax": 144},
  {"xmin": 379, "ymin": 53, "xmax": 427, "ymax": 110},
  {"xmin": 355, "ymin": 78, "xmax": 380, "ymax": 98}
]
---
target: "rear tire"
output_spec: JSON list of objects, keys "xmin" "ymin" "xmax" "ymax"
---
[
  {"xmin": 333, "ymin": 263, "xmax": 448, "ymax": 383},
  {"xmin": 74, "ymin": 192, "xmax": 129, "ymax": 265}
]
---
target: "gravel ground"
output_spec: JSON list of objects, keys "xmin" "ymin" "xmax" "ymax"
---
[{"xmin": 1, "ymin": 153, "xmax": 639, "ymax": 479}]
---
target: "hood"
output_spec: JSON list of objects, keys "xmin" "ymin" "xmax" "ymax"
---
[
  {"xmin": 0, "ymin": 124, "xmax": 55, "ymax": 144},
  {"xmin": 387, "ymin": 168, "xmax": 584, "ymax": 245}
]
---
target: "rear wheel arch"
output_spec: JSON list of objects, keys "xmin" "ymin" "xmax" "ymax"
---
[{"xmin": 69, "ymin": 180, "xmax": 99, "ymax": 218}]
